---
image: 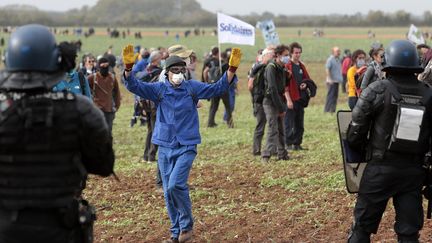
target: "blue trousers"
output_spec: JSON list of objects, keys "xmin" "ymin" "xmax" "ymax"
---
[{"xmin": 158, "ymin": 145, "xmax": 197, "ymax": 238}]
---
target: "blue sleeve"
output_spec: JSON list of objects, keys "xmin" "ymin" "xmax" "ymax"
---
[
  {"xmin": 189, "ymin": 72, "xmax": 234, "ymax": 99},
  {"xmin": 83, "ymin": 76, "xmax": 93, "ymax": 101},
  {"xmin": 123, "ymin": 70, "xmax": 160, "ymax": 102},
  {"xmin": 133, "ymin": 59, "xmax": 147, "ymax": 72}
]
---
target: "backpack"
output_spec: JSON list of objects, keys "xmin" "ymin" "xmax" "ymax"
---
[
  {"xmin": 207, "ymin": 60, "xmax": 221, "ymax": 83},
  {"xmin": 251, "ymin": 64, "xmax": 267, "ymax": 104},
  {"xmin": 354, "ymin": 66, "xmax": 367, "ymax": 96},
  {"xmin": 77, "ymin": 71, "xmax": 87, "ymax": 96},
  {"xmin": 383, "ymin": 79, "xmax": 428, "ymax": 154}
]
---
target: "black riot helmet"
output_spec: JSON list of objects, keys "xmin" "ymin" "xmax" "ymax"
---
[
  {"xmin": 0, "ymin": 24, "xmax": 66, "ymax": 90},
  {"xmin": 382, "ymin": 40, "xmax": 423, "ymax": 73},
  {"xmin": 6, "ymin": 24, "xmax": 61, "ymax": 72}
]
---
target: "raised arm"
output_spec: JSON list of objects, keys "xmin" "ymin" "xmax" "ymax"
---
[
  {"xmin": 190, "ymin": 48, "xmax": 241, "ymax": 99},
  {"xmin": 122, "ymin": 44, "xmax": 160, "ymax": 102}
]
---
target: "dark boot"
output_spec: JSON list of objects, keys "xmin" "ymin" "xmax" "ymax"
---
[
  {"xmin": 139, "ymin": 117, "xmax": 146, "ymax": 126},
  {"xmin": 397, "ymin": 233, "xmax": 419, "ymax": 243},
  {"xmin": 130, "ymin": 117, "xmax": 137, "ymax": 127},
  {"xmin": 179, "ymin": 230, "xmax": 193, "ymax": 243},
  {"xmin": 162, "ymin": 237, "xmax": 179, "ymax": 243}
]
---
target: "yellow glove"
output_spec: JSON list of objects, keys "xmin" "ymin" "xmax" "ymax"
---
[
  {"xmin": 122, "ymin": 44, "xmax": 138, "ymax": 70},
  {"xmin": 228, "ymin": 48, "xmax": 242, "ymax": 72}
]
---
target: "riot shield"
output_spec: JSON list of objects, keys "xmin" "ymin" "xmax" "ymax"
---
[{"xmin": 337, "ymin": 110, "xmax": 367, "ymax": 194}]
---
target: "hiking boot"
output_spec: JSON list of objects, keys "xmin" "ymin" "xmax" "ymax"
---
[
  {"xmin": 139, "ymin": 118, "xmax": 146, "ymax": 126},
  {"xmin": 179, "ymin": 230, "xmax": 193, "ymax": 243},
  {"xmin": 261, "ymin": 157, "xmax": 270, "ymax": 163},
  {"xmin": 207, "ymin": 123, "xmax": 218, "ymax": 128},
  {"xmin": 294, "ymin": 145, "xmax": 306, "ymax": 151},
  {"xmin": 227, "ymin": 118, "xmax": 234, "ymax": 128},
  {"xmin": 252, "ymin": 151, "xmax": 261, "ymax": 156},
  {"xmin": 130, "ymin": 118, "xmax": 137, "ymax": 127},
  {"xmin": 277, "ymin": 155, "xmax": 290, "ymax": 161},
  {"xmin": 162, "ymin": 237, "xmax": 179, "ymax": 243}
]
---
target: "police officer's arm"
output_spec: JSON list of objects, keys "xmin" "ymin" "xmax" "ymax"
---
[
  {"xmin": 76, "ymin": 96, "xmax": 114, "ymax": 177},
  {"xmin": 360, "ymin": 65, "xmax": 374, "ymax": 90},
  {"xmin": 347, "ymin": 85, "xmax": 377, "ymax": 147},
  {"xmin": 265, "ymin": 64, "xmax": 286, "ymax": 113}
]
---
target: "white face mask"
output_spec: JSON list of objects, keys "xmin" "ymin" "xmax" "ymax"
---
[
  {"xmin": 171, "ymin": 73, "xmax": 185, "ymax": 85},
  {"xmin": 280, "ymin": 55, "xmax": 290, "ymax": 64}
]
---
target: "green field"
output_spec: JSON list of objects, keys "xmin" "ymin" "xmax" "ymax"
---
[{"xmin": 1, "ymin": 27, "xmax": 431, "ymax": 242}]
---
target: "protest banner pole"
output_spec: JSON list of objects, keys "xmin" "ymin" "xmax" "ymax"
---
[
  {"xmin": 217, "ymin": 13, "xmax": 222, "ymax": 73},
  {"xmin": 218, "ymin": 41, "xmax": 222, "ymax": 73}
]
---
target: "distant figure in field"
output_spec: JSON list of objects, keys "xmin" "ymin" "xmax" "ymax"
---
[
  {"xmin": 341, "ymin": 49, "xmax": 352, "ymax": 93},
  {"xmin": 324, "ymin": 46, "xmax": 343, "ymax": 113}
]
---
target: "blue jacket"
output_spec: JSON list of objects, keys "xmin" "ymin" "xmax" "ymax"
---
[
  {"xmin": 124, "ymin": 71, "xmax": 235, "ymax": 148},
  {"xmin": 133, "ymin": 59, "xmax": 149, "ymax": 73},
  {"xmin": 53, "ymin": 71, "xmax": 93, "ymax": 100}
]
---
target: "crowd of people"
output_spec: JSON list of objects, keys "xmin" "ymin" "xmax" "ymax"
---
[
  {"xmin": 323, "ymin": 42, "xmax": 432, "ymax": 113},
  {"xmin": 2, "ymin": 23, "xmax": 432, "ymax": 243}
]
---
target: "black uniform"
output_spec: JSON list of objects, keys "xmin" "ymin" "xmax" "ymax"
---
[
  {"xmin": 347, "ymin": 74, "xmax": 432, "ymax": 242},
  {"xmin": 0, "ymin": 71, "xmax": 114, "ymax": 242}
]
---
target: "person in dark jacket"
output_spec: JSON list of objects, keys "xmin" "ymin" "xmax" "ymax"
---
[
  {"xmin": 360, "ymin": 47, "xmax": 385, "ymax": 90},
  {"xmin": 88, "ymin": 57, "xmax": 122, "ymax": 134},
  {"xmin": 285, "ymin": 42, "xmax": 311, "ymax": 150},
  {"xmin": 0, "ymin": 24, "xmax": 115, "ymax": 243},
  {"xmin": 248, "ymin": 47, "xmax": 275, "ymax": 156},
  {"xmin": 261, "ymin": 44, "xmax": 291, "ymax": 162},
  {"xmin": 346, "ymin": 40, "xmax": 432, "ymax": 243}
]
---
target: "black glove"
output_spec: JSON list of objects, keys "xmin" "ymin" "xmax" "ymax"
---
[{"xmin": 58, "ymin": 41, "xmax": 77, "ymax": 72}]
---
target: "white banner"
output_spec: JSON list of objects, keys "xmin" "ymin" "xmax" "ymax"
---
[
  {"xmin": 256, "ymin": 19, "xmax": 280, "ymax": 46},
  {"xmin": 407, "ymin": 24, "xmax": 425, "ymax": 45},
  {"xmin": 217, "ymin": 12, "xmax": 255, "ymax": 46}
]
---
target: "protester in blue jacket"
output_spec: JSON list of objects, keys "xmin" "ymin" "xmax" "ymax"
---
[
  {"xmin": 122, "ymin": 45, "xmax": 242, "ymax": 243},
  {"xmin": 53, "ymin": 70, "xmax": 92, "ymax": 100}
]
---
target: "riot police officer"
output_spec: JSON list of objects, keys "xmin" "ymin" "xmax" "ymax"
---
[
  {"xmin": 346, "ymin": 40, "xmax": 432, "ymax": 242},
  {"xmin": 0, "ymin": 24, "xmax": 115, "ymax": 242}
]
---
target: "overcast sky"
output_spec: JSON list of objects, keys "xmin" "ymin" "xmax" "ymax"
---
[{"xmin": 0, "ymin": 0, "xmax": 428, "ymax": 15}]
